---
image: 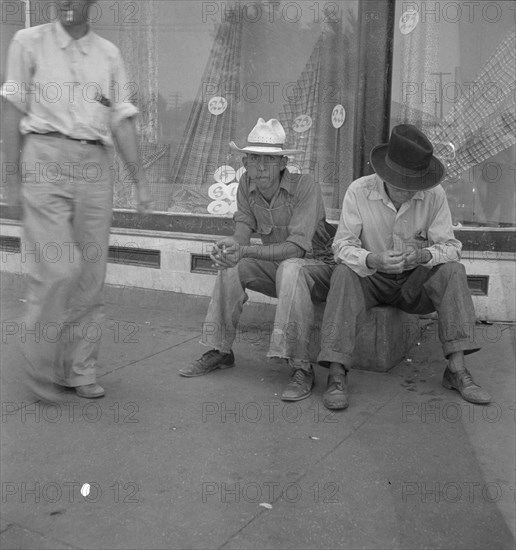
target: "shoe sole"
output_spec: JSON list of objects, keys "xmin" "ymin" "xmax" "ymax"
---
[
  {"xmin": 75, "ymin": 390, "xmax": 105, "ymax": 399},
  {"xmin": 179, "ymin": 362, "xmax": 235, "ymax": 378},
  {"xmin": 281, "ymin": 391, "xmax": 313, "ymax": 402},
  {"xmin": 281, "ymin": 383, "xmax": 314, "ymax": 402},
  {"xmin": 441, "ymin": 381, "xmax": 491, "ymax": 404},
  {"xmin": 322, "ymin": 397, "xmax": 349, "ymax": 410}
]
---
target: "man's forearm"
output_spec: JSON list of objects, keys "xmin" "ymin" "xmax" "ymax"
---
[
  {"xmin": 3, "ymin": 102, "xmax": 24, "ymax": 173},
  {"xmin": 240, "ymin": 242, "xmax": 304, "ymax": 262},
  {"xmin": 111, "ymin": 117, "xmax": 145, "ymax": 185}
]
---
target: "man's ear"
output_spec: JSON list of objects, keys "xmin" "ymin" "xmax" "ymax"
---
[
  {"xmin": 279, "ymin": 156, "xmax": 288, "ymax": 170},
  {"xmin": 242, "ymin": 156, "xmax": 248, "ymax": 169}
]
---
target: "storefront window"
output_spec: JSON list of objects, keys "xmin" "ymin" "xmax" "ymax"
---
[
  {"xmin": 391, "ymin": 0, "xmax": 515, "ymax": 227},
  {"xmin": 107, "ymin": 0, "xmax": 394, "ymax": 220},
  {"xmin": 0, "ymin": 0, "xmax": 393, "ymax": 221}
]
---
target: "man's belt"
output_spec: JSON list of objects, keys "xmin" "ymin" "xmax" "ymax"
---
[{"xmin": 28, "ymin": 131, "xmax": 103, "ymax": 146}]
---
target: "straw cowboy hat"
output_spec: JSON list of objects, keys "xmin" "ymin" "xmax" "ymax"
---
[
  {"xmin": 370, "ymin": 124, "xmax": 445, "ymax": 191},
  {"xmin": 229, "ymin": 118, "xmax": 303, "ymax": 156}
]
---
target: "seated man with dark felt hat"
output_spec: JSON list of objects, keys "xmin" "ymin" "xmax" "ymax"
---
[
  {"xmin": 317, "ymin": 124, "xmax": 491, "ymax": 410},
  {"xmin": 179, "ymin": 118, "xmax": 336, "ymax": 403}
]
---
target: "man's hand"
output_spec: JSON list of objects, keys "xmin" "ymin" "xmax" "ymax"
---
[
  {"xmin": 210, "ymin": 237, "xmax": 243, "ymax": 270},
  {"xmin": 366, "ymin": 250, "xmax": 405, "ymax": 273},
  {"xmin": 403, "ymin": 248, "xmax": 432, "ymax": 266},
  {"xmin": 135, "ymin": 179, "xmax": 153, "ymax": 214}
]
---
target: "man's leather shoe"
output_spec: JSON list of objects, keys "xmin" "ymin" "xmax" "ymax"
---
[
  {"xmin": 75, "ymin": 383, "xmax": 105, "ymax": 399},
  {"xmin": 442, "ymin": 367, "xmax": 491, "ymax": 404},
  {"xmin": 179, "ymin": 349, "xmax": 235, "ymax": 377},
  {"xmin": 281, "ymin": 367, "xmax": 314, "ymax": 401},
  {"xmin": 322, "ymin": 373, "xmax": 349, "ymax": 410}
]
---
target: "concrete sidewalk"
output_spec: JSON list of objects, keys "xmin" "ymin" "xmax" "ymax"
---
[{"xmin": 1, "ymin": 277, "xmax": 515, "ymax": 550}]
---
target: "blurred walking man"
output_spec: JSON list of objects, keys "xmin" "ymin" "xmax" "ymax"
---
[{"xmin": 2, "ymin": 0, "xmax": 152, "ymax": 401}]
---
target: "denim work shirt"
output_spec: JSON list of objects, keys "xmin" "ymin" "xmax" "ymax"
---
[{"xmin": 233, "ymin": 169, "xmax": 335, "ymax": 263}]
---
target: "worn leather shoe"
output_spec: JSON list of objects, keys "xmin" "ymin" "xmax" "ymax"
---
[
  {"xmin": 75, "ymin": 383, "xmax": 105, "ymax": 399},
  {"xmin": 322, "ymin": 373, "xmax": 349, "ymax": 410},
  {"xmin": 179, "ymin": 349, "xmax": 235, "ymax": 377},
  {"xmin": 281, "ymin": 367, "xmax": 314, "ymax": 401},
  {"xmin": 442, "ymin": 367, "xmax": 491, "ymax": 404}
]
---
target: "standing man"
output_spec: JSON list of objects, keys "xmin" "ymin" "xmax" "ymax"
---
[
  {"xmin": 179, "ymin": 118, "xmax": 335, "ymax": 403},
  {"xmin": 1, "ymin": 0, "xmax": 152, "ymax": 401},
  {"xmin": 317, "ymin": 124, "xmax": 491, "ymax": 410}
]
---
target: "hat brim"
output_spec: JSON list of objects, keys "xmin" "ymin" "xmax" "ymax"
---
[
  {"xmin": 229, "ymin": 141, "xmax": 303, "ymax": 156},
  {"xmin": 370, "ymin": 144, "xmax": 445, "ymax": 191}
]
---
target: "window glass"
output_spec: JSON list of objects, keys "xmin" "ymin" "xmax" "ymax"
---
[
  {"xmin": 1, "ymin": 0, "xmax": 393, "ymax": 222},
  {"xmin": 96, "ymin": 0, "xmax": 393, "ymax": 220},
  {"xmin": 391, "ymin": 0, "xmax": 515, "ymax": 227}
]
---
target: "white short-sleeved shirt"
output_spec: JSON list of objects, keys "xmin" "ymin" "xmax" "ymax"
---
[{"xmin": 0, "ymin": 21, "xmax": 138, "ymax": 147}]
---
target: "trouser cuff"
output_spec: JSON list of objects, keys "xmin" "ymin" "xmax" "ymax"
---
[{"xmin": 443, "ymin": 340, "xmax": 481, "ymax": 358}]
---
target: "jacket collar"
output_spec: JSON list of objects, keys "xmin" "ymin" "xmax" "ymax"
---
[
  {"xmin": 248, "ymin": 168, "xmax": 296, "ymax": 195},
  {"xmin": 367, "ymin": 174, "xmax": 425, "ymax": 203},
  {"xmin": 54, "ymin": 20, "xmax": 93, "ymax": 54}
]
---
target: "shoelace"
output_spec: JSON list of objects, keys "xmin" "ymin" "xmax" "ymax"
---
[
  {"xmin": 457, "ymin": 369, "xmax": 478, "ymax": 388},
  {"xmin": 291, "ymin": 369, "xmax": 311, "ymax": 385}
]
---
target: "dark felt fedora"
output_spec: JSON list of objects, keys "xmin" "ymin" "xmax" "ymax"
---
[{"xmin": 370, "ymin": 124, "xmax": 445, "ymax": 191}]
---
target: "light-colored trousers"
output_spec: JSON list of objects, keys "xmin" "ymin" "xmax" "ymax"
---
[
  {"xmin": 20, "ymin": 134, "xmax": 114, "ymax": 387},
  {"xmin": 202, "ymin": 257, "xmax": 333, "ymax": 363}
]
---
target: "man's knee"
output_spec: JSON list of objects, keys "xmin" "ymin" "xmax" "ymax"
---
[
  {"xmin": 433, "ymin": 262, "xmax": 467, "ymax": 279},
  {"xmin": 38, "ymin": 256, "xmax": 82, "ymax": 286},
  {"xmin": 331, "ymin": 263, "xmax": 357, "ymax": 284},
  {"xmin": 277, "ymin": 258, "xmax": 305, "ymax": 281}
]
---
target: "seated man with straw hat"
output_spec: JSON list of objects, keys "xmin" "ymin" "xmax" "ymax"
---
[
  {"xmin": 317, "ymin": 124, "xmax": 492, "ymax": 409},
  {"xmin": 179, "ymin": 118, "xmax": 336, "ymax": 403}
]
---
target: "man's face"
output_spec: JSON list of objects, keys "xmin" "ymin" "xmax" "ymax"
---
[
  {"xmin": 58, "ymin": 0, "xmax": 93, "ymax": 27},
  {"xmin": 384, "ymin": 182, "xmax": 418, "ymax": 205},
  {"xmin": 242, "ymin": 154, "xmax": 287, "ymax": 187}
]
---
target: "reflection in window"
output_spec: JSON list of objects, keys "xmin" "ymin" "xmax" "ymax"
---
[
  {"xmin": 110, "ymin": 0, "xmax": 393, "ymax": 219},
  {"xmin": 391, "ymin": 0, "xmax": 515, "ymax": 227}
]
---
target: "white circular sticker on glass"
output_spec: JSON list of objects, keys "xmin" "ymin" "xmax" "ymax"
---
[
  {"xmin": 207, "ymin": 200, "xmax": 230, "ymax": 215},
  {"xmin": 292, "ymin": 115, "xmax": 312, "ymax": 133},
  {"xmin": 286, "ymin": 163, "xmax": 301, "ymax": 174},
  {"xmin": 226, "ymin": 181, "xmax": 239, "ymax": 201},
  {"xmin": 208, "ymin": 182, "xmax": 229, "ymax": 200},
  {"xmin": 332, "ymin": 104, "xmax": 346, "ymax": 128},
  {"xmin": 399, "ymin": 10, "xmax": 419, "ymax": 34},
  {"xmin": 214, "ymin": 165, "xmax": 235, "ymax": 184},
  {"xmin": 208, "ymin": 96, "xmax": 228, "ymax": 116}
]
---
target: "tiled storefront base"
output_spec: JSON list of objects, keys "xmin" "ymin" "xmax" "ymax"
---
[{"xmin": 1, "ymin": 221, "xmax": 514, "ymax": 322}]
